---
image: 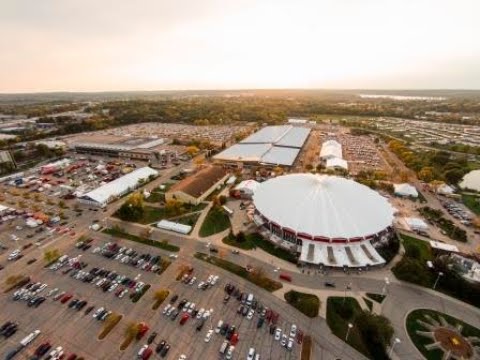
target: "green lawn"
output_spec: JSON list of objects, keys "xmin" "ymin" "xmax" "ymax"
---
[
  {"xmin": 406, "ymin": 309, "xmax": 480, "ymax": 360},
  {"xmin": 115, "ymin": 203, "xmax": 207, "ymax": 225},
  {"xmin": 401, "ymin": 234, "xmax": 433, "ymax": 263},
  {"xmin": 326, "ymin": 297, "xmax": 371, "ymax": 357},
  {"xmin": 199, "ymin": 206, "xmax": 231, "ymax": 237},
  {"xmin": 222, "ymin": 232, "xmax": 298, "ymax": 263},
  {"xmin": 172, "ymin": 212, "xmax": 201, "ymax": 228},
  {"xmin": 366, "ymin": 293, "xmax": 386, "ymax": 304},
  {"xmin": 462, "ymin": 194, "xmax": 480, "ymax": 215},
  {"xmin": 194, "ymin": 252, "xmax": 282, "ymax": 292},
  {"xmin": 144, "ymin": 192, "xmax": 165, "ymax": 203},
  {"xmin": 103, "ymin": 228, "xmax": 180, "ymax": 252},
  {"xmin": 284, "ymin": 290, "xmax": 320, "ymax": 317}
]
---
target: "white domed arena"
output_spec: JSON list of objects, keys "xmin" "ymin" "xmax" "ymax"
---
[{"xmin": 252, "ymin": 174, "xmax": 396, "ymax": 268}]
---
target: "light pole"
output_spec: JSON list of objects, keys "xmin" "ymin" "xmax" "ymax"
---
[
  {"xmin": 388, "ymin": 337, "xmax": 401, "ymax": 358},
  {"xmin": 345, "ymin": 323, "xmax": 353, "ymax": 342},
  {"xmin": 382, "ymin": 277, "xmax": 390, "ymax": 296},
  {"xmin": 343, "ymin": 283, "xmax": 352, "ymax": 305},
  {"xmin": 433, "ymin": 272, "xmax": 443, "ymax": 290}
]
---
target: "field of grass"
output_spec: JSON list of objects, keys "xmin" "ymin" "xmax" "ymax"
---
[
  {"xmin": 284, "ymin": 290, "xmax": 320, "ymax": 317},
  {"xmin": 103, "ymin": 228, "xmax": 180, "ymax": 252},
  {"xmin": 194, "ymin": 252, "xmax": 282, "ymax": 292},
  {"xmin": 326, "ymin": 297, "xmax": 370, "ymax": 357},
  {"xmin": 406, "ymin": 309, "xmax": 480, "ymax": 360},
  {"xmin": 222, "ymin": 232, "xmax": 298, "ymax": 263},
  {"xmin": 199, "ymin": 206, "xmax": 231, "ymax": 237},
  {"xmin": 462, "ymin": 194, "xmax": 480, "ymax": 215}
]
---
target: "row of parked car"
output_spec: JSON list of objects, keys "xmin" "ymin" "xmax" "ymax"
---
[
  {"xmin": 180, "ymin": 272, "xmax": 220, "ymax": 290},
  {"xmin": 93, "ymin": 242, "xmax": 168, "ymax": 274},
  {"xmin": 11, "ymin": 282, "xmax": 49, "ymax": 308}
]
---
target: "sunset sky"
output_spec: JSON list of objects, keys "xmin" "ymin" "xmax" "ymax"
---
[{"xmin": 1, "ymin": 0, "xmax": 478, "ymax": 92}]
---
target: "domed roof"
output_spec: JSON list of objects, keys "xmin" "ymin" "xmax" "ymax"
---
[{"xmin": 253, "ymin": 174, "xmax": 394, "ymax": 239}]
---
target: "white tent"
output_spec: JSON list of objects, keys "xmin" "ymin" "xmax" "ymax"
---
[
  {"xmin": 235, "ymin": 180, "xmax": 260, "ymax": 198},
  {"xmin": 394, "ymin": 183, "xmax": 418, "ymax": 198},
  {"xmin": 156, "ymin": 220, "xmax": 192, "ymax": 234},
  {"xmin": 326, "ymin": 157, "xmax": 348, "ymax": 171},
  {"xmin": 320, "ymin": 140, "xmax": 342, "ymax": 160},
  {"xmin": 405, "ymin": 217, "xmax": 428, "ymax": 232},
  {"xmin": 437, "ymin": 184, "xmax": 454, "ymax": 195}
]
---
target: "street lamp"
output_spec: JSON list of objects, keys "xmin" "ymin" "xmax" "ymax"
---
[
  {"xmin": 345, "ymin": 323, "xmax": 353, "ymax": 342},
  {"xmin": 388, "ymin": 337, "xmax": 401, "ymax": 357},
  {"xmin": 382, "ymin": 277, "xmax": 390, "ymax": 296},
  {"xmin": 343, "ymin": 283, "xmax": 352, "ymax": 305},
  {"xmin": 433, "ymin": 272, "xmax": 443, "ymax": 290}
]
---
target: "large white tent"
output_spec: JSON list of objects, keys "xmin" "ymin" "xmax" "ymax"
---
[
  {"xmin": 78, "ymin": 167, "xmax": 158, "ymax": 207},
  {"xmin": 320, "ymin": 140, "xmax": 342, "ymax": 160},
  {"xmin": 326, "ymin": 157, "xmax": 348, "ymax": 171},
  {"xmin": 253, "ymin": 174, "xmax": 395, "ymax": 241}
]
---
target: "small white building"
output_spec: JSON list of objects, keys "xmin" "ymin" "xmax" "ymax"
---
[
  {"xmin": 437, "ymin": 184, "xmax": 454, "ymax": 195},
  {"xmin": 394, "ymin": 183, "xmax": 418, "ymax": 198},
  {"xmin": 234, "ymin": 180, "xmax": 260, "ymax": 198},
  {"xmin": 405, "ymin": 217, "xmax": 428, "ymax": 232},
  {"xmin": 326, "ymin": 157, "xmax": 348, "ymax": 171}
]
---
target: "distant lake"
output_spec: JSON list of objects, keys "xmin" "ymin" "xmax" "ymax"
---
[{"xmin": 460, "ymin": 170, "xmax": 480, "ymax": 191}]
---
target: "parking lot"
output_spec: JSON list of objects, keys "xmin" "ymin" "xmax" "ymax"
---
[{"xmin": 0, "ymin": 235, "xmax": 304, "ymax": 360}]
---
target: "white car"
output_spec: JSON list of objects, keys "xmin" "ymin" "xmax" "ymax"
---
[
  {"xmin": 247, "ymin": 309, "xmax": 255, "ymax": 320},
  {"xmin": 215, "ymin": 320, "xmax": 223, "ymax": 334},
  {"xmin": 169, "ymin": 254, "xmax": 178, "ymax": 259},
  {"xmin": 287, "ymin": 338, "xmax": 294, "ymax": 351},
  {"xmin": 225, "ymin": 345, "xmax": 235, "ymax": 359},
  {"xmin": 274, "ymin": 328, "xmax": 282, "ymax": 341},
  {"xmin": 108, "ymin": 283, "xmax": 118, "ymax": 292},
  {"xmin": 46, "ymin": 288, "xmax": 59, "ymax": 297},
  {"xmin": 202, "ymin": 310, "xmax": 211, "ymax": 319},
  {"xmin": 281, "ymin": 334, "xmax": 288, "ymax": 347},
  {"xmin": 204, "ymin": 329, "xmax": 213, "ymax": 342},
  {"xmin": 187, "ymin": 303, "xmax": 196, "ymax": 314},
  {"xmin": 137, "ymin": 344, "xmax": 148, "ymax": 358},
  {"xmin": 119, "ymin": 289, "xmax": 128, "ymax": 298},
  {"xmin": 93, "ymin": 307, "xmax": 105, "ymax": 318},
  {"xmin": 211, "ymin": 275, "xmax": 219, "ymax": 285},
  {"xmin": 162, "ymin": 304, "xmax": 172, "ymax": 315},
  {"xmin": 178, "ymin": 355, "xmax": 187, "ymax": 360},
  {"xmin": 197, "ymin": 281, "xmax": 205, "ymax": 289},
  {"xmin": 188, "ymin": 277, "xmax": 196, "ymax": 285},
  {"xmin": 247, "ymin": 347, "xmax": 256, "ymax": 360},
  {"xmin": 290, "ymin": 324, "xmax": 297, "ymax": 338},
  {"xmin": 196, "ymin": 308, "xmax": 205, "ymax": 319},
  {"xmin": 183, "ymin": 302, "xmax": 191, "ymax": 312}
]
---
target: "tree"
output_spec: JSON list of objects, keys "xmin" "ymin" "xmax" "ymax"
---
[
  {"xmin": 186, "ymin": 146, "xmax": 200, "ymax": 157},
  {"xmin": 444, "ymin": 168, "xmax": 464, "ymax": 185},
  {"xmin": 356, "ymin": 311, "xmax": 394, "ymax": 359},
  {"xmin": 43, "ymin": 248, "xmax": 60, "ymax": 263},
  {"xmin": 117, "ymin": 192, "xmax": 145, "ymax": 221},
  {"xmin": 165, "ymin": 199, "xmax": 183, "ymax": 216},
  {"xmin": 236, "ymin": 231, "xmax": 246, "ymax": 243},
  {"xmin": 218, "ymin": 195, "xmax": 227, "ymax": 205},
  {"xmin": 124, "ymin": 321, "xmax": 139, "ymax": 339},
  {"xmin": 418, "ymin": 167, "xmax": 434, "ymax": 183}
]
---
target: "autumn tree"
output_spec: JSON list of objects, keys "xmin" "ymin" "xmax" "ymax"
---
[{"xmin": 117, "ymin": 192, "xmax": 145, "ymax": 222}]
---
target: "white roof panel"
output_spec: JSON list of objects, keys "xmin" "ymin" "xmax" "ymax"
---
[
  {"xmin": 213, "ymin": 143, "xmax": 271, "ymax": 162},
  {"xmin": 241, "ymin": 126, "xmax": 292, "ymax": 144},
  {"xmin": 157, "ymin": 219, "xmax": 192, "ymax": 234},
  {"xmin": 260, "ymin": 147, "xmax": 300, "ymax": 166},
  {"xmin": 254, "ymin": 174, "xmax": 395, "ymax": 239},
  {"xmin": 275, "ymin": 127, "xmax": 311, "ymax": 148}
]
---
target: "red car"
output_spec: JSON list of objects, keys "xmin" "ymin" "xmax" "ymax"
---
[
  {"xmin": 179, "ymin": 313, "xmax": 190, "ymax": 325},
  {"xmin": 142, "ymin": 347, "xmax": 153, "ymax": 360},
  {"xmin": 66, "ymin": 354, "xmax": 77, "ymax": 360},
  {"xmin": 279, "ymin": 273, "xmax": 292, "ymax": 282},
  {"xmin": 230, "ymin": 332, "xmax": 239, "ymax": 346},
  {"xmin": 136, "ymin": 323, "xmax": 149, "ymax": 340},
  {"xmin": 60, "ymin": 293, "xmax": 73, "ymax": 304}
]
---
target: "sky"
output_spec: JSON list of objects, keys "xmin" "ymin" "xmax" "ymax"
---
[{"xmin": 1, "ymin": 0, "xmax": 479, "ymax": 92}]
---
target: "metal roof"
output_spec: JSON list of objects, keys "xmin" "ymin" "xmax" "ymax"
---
[
  {"xmin": 260, "ymin": 146, "xmax": 300, "ymax": 166},
  {"xmin": 275, "ymin": 127, "xmax": 311, "ymax": 148},
  {"xmin": 241, "ymin": 126, "xmax": 292, "ymax": 144},
  {"xmin": 214, "ymin": 143, "xmax": 271, "ymax": 162}
]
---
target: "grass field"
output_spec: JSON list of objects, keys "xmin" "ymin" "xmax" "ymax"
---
[
  {"xmin": 284, "ymin": 290, "xmax": 320, "ymax": 317},
  {"xmin": 222, "ymin": 232, "xmax": 298, "ymax": 263},
  {"xmin": 103, "ymin": 228, "xmax": 180, "ymax": 252},
  {"xmin": 194, "ymin": 252, "xmax": 282, "ymax": 292},
  {"xmin": 462, "ymin": 194, "xmax": 480, "ymax": 215},
  {"xmin": 326, "ymin": 297, "xmax": 370, "ymax": 357},
  {"xmin": 199, "ymin": 206, "xmax": 231, "ymax": 237}
]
